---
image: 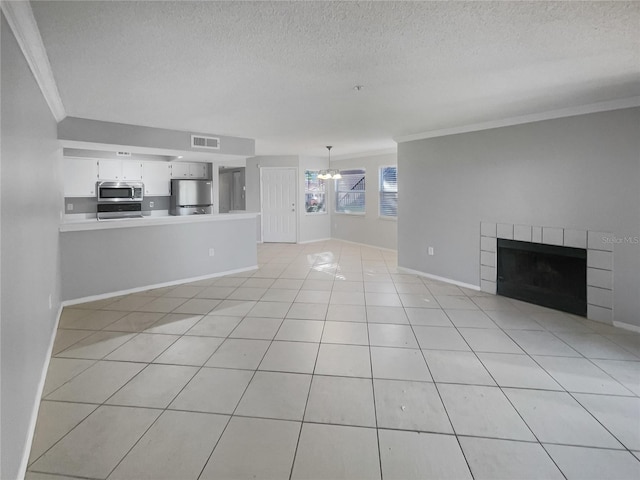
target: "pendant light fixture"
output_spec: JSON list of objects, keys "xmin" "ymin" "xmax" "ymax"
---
[{"xmin": 318, "ymin": 146, "xmax": 341, "ymax": 180}]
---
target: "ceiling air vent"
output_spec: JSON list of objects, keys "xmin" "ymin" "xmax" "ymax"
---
[{"xmin": 191, "ymin": 135, "xmax": 220, "ymax": 150}]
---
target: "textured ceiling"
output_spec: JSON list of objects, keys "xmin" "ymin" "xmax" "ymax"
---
[{"xmin": 31, "ymin": 1, "xmax": 640, "ymax": 157}]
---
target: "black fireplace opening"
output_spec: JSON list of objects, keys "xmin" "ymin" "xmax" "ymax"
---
[{"xmin": 497, "ymin": 239, "xmax": 587, "ymax": 316}]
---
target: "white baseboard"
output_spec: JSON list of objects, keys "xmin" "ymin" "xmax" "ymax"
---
[
  {"xmin": 298, "ymin": 238, "xmax": 332, "ymax": 245},
  {"xmin": 329, "ymin": 237, "xmax": 398, "ymax": 253},
  {"xmin": 613, "ymin": 320, "xmax": 640, "ymax": 334},
  {"xmin": 20, "ymin": 264, "xmax": 258, "ymax": 475},
  {"xmin": 397, "ymin": 266, "xmax": 481, "ymax": 291},
  {"xmin": 61, "ymin": 265, "xmax": 258, "ymax": 307},
  {"xmin": 18, "ymin": 302, "xmax": 64, "ymax": 480}
]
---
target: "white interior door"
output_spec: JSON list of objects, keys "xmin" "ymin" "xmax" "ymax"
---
[{"xmin": 261, "ymin": 167, "xmax": 297, "ymax": 243}]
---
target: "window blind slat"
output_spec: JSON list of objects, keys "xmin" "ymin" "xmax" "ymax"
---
[
  {"xmin": 336, "ymin": 169, "xmax": 366, "ymax": 214},
  {"xmin": 379, "ymin": 166, "xmax": 398, "ymax": 217}
]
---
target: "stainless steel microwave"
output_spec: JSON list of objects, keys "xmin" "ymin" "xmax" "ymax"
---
[{"xmin": 96, "ymin": 181, "xmax": 144, "ymax": 202}]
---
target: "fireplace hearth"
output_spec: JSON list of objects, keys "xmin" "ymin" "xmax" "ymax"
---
[{"xmin": 497, "ymin": 239, "xmax": 587, "ymax": 316}]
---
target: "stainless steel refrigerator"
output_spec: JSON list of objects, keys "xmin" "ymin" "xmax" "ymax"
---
[{"xmin": 169, "ymin": 179, "xmax": 213, "ymax": 215}]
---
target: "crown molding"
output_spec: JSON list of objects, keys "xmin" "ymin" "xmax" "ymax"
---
[
  {"xmin": 2, "ymin": 1, "xmax": 66, "ymax": 122},
  {"xmin": 332, "ymin": 147, "xmax": 397, "ymax": 162},
  {"xmin": 394, "ymin": 96, "xmax": 640, "ymax": 144}
]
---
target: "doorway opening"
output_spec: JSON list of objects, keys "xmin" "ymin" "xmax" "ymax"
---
[{"xmin": 218, "ymin": 167, "xmax": 246, "ymax": 213}]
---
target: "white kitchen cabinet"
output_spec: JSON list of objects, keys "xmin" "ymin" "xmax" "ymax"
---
[
  {"xmin": 64, "ymin": 158, "xmax": 99, "ymax": 197},
  {"xmin": 97, "ymin": 159, "xmax": 120, "ymax": 180},
  {"xmin": 170, "ymin": 162, "xmax": 208, "ymax": 179},
  {"xmin": 121, "ymin": 161, "xmax": 143, "ymax": 180},
  {"xmin": 170, "ymin": 162, "xmax": 190, "ymax": 178},
  {"xmin": 142, "ymin": 161, "xmax": 171, "ymax": 196},
  {"xmin": 98, "ymin": 159, "xmax": 142, "ymax": 181},
  {"xmin": 189, "ymin": 163, "xmax": 208, "ymax": 178}
]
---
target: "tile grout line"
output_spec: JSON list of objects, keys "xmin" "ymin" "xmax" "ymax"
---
[
  {"xmin": 101, "ymin": 300, "xmax": 232, "ymax": 480},
  {"xmin": 363, "ymin": 284, "xmax": 385, "ymax": 480},
  {"xmin": 194, "ymin": 291, "xmax": 287, "ymax": 480},
  {"xmin": 457, "ymin": 318, "xmax": 569, "ymax": 478},
  {"xmin": 470, "ymin": 312, "xmax": 635, "ymax": 465},
  {"xmin": 50, "ymin": 277, "xmax": 244, "ymax": 478},
  {"xmin": 287, "ymin": 291, "xmax": 328, "ymax": 480},
  {"xmin": 545, "ymin": 330, "xmax": 639, "ymax": 395},
  {"xmin": 460, "ymin": 302, "xmax": 624, "ymax": 466},
  {"xmin": 406, "ymin": 300, "xmax": 476, "ymax": 479}
]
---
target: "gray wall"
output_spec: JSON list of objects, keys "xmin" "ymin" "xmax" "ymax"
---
[
  {"xmin": 64, "ymin": 195, "xmax": 170, "ymax": 215},
  {"xmin": 61, "ymin": 218, "xmax": 257, "ymax": 301},
  {"xmin": 330, "ymin": 153, "xmax": 398, "ymax": 250},
  {"xmin": 63, "ymin": 147, "xmax": 172, "ymax": 162},
  {"xmin": 1, "ymin": 14, "xmax": 63, "ymax": 479},
  {"xmin": 58, "ymin": 117, "xmax": 255, "ymax": 156},
  {"xmin": 398, "ymin": 108, "xmax": 640, "ymax": 327}
]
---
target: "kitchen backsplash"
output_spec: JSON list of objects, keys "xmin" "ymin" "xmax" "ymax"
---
[{"xmin": 64, "ymin": 196, "xmax": 170, "ymax": 214}]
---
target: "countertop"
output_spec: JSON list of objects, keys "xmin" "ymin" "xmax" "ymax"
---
[{"xmin": 60, "ymin": 211, "xmax": 260, "ymax": 232}]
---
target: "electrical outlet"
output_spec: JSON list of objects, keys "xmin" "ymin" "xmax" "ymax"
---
[
  {"xmin": 67, "ymin": 203, "xmax": 73, "ymax": 211},
  {"xmin": 208, "ymin": 248, "xmax": 215, "ymax": 257},
  {"xmin": 149, "ymin": 201, "xmax": 154, "ymax": 208},
  {"xmin": 428, "ymin": 247, "xmax": 434, "ymax": 256}
]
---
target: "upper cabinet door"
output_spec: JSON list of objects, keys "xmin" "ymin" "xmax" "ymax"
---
[
  {"xmin": 98, "ymin": 160, "xmax": 142, "ymax": 180},
  {"xmin": 170, "ymin": 163, "xmax": 190, "ymax": 178},
  {"xmin": 142, "ymin": 162, "xmax": 171, "ymax": 196},
  {"xmin": 121, "ymin": 162, "xmax": 143, "ymax": 180},
  {"xmin": 170, "ymin": 162, "xmax": 208, "ymax": 178},
  {"xmin": 97, "ymin": 159, "xmax": 121, "ymax": 180},
  {"xmin": 189, "ymin": 163, "xmax": 208, "ymax": 178},
  {"xmin": 64, "ymin": 159, "xmax": 99, "ymax": 197}
]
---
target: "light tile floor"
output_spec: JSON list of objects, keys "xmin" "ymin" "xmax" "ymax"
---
[{"xmin": 27, "ymin": 240, "xmax": 640, "ymax": 479}]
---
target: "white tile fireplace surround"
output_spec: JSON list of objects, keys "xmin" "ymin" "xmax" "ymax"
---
[{"xmin": 480, "ymin": 222, "xmax": 613, "ymax": 324}]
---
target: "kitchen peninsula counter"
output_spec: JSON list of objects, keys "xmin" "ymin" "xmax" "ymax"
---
[
  {"xmin": 60, "ymin": 212, "xmax": 259, "ymax": 303},
  {"xmin": 60, "ymin": 211, "xmax": 259, "ymax": 232}
]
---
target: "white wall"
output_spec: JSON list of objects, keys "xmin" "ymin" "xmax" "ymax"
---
[
  {"xmin": 330, "ymin": 153, "xmax": 397, "ymax": 250},
  {"xmin": 1, "ymin": 13, "xmax": 63, "ymax": 479},
  {"xmin": 397, "ymin": 108, "xmax": 640, "ymax": 327}
]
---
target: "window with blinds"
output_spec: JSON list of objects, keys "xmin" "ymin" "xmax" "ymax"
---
[
  {"xmin": 335, "ymin": 169, "xmax": 366, "ymax": 214},
  {"xmin": 379, "ymin": 166, "xmax": 397, "ymax": 217},
  {"xmin": 304, "ymin": 170, "xmax": 326, "ymax": 214}
]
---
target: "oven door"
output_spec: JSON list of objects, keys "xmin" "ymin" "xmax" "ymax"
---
[{"xmin": 97, "ymin": 202, "xmax": 143, "ymax": 220}]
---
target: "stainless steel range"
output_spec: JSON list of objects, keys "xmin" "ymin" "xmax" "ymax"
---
[{"xmin": 96, "ymin": 181, "xmax": 144, "ymax": 220}]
